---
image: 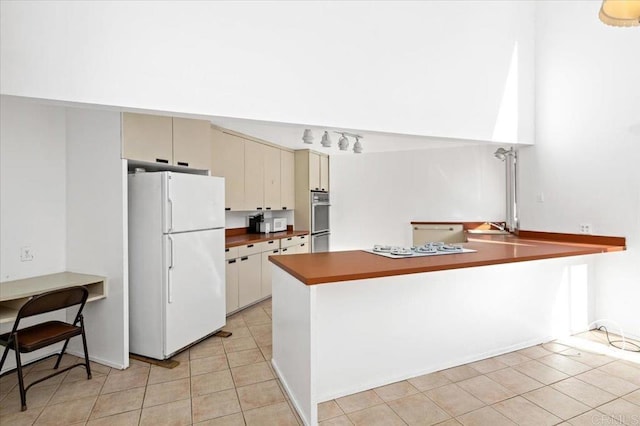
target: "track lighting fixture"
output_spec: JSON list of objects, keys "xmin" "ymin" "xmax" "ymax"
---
[{"xmin": 300, "ymin": 129, "xmax": 364, "ymax": 153}]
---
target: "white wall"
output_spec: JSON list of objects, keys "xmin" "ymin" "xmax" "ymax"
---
[
  {"xmin": 65, "ymin": 108, "xmax": 129, "ymax": 369},
  {"xmin": 330, "ymin": 144, "xmax": 505, "ymax": 250},
  {"xmin": 0, "ymin": 1, "xmax": 534, "ymax": 144},
  {"xmin": 0, "ymin": 96, "xmax": 67, "ymax": 280},
  {"xmin": 520, "ymin": 1, "xmax": 640, "ymax": 338}
]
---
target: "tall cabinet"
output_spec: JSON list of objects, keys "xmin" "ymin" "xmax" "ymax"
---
[{"xmin": 294, "ymin": 150, "xmax": 329, "ymax": 231}]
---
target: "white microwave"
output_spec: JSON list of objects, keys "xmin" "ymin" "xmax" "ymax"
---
[{"xmin": 260, "ymin": 217, "xmax": 287, "ymax": 233}]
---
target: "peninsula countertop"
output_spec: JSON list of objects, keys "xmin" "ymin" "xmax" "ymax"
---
[{"xmin": 268, "ymin": 232, "xmax": 625, "ymax": 285}]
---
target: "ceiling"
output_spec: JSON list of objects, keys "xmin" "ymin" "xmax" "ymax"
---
[{"xmin": 208, "ymin": 115, "xmax": 498, "ymax": 155}]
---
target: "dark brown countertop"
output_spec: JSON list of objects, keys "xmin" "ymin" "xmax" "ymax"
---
[
  {"xmin": 226, "ymin": 230, "xmax": 309, "ymax": 248},
  {"xmin": 269, "ymin": 233, "xmax": 625, "ymax": 285}
]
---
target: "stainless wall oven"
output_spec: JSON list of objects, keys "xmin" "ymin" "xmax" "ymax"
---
[{"xmin": 310, "ymin": 191, "xmax": 330, "ymax": 252}]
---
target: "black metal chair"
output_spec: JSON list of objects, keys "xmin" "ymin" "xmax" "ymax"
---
[{"xmin": 0, "ymin": 286, "xmax": 92, "ymax": 411}]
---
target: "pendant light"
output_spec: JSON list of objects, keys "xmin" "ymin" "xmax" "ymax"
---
[
  {"xmin": 320, "ymin": 131, "xmax": 332, "ymax": 147},
  {"xmin": 599, "ymin": 0, "xmax": 640, "ymax": 26},
  {"xmin": 338, "ymin": 133, "xmax": 349, "ymax": 151},
  {"xmin": 302, "ymin": 129, "xmax": 314, "ymax": 144},
  {"xmin": 353, "ymin": 136, "xmax": 363, "ymax": 154}
]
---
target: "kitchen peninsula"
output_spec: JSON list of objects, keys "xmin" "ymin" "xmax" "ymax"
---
[{"xmin": 269, "ymin": 232, "xmax": 624, "ymax": 425}]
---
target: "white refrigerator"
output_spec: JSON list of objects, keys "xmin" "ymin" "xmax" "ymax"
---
[{"xmin": 128, "ymin": 171, "xmax": 225, "ymax": 359}]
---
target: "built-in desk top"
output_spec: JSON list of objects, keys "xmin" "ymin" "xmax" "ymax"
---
[{"xmin": 0, "ymin": 272, "xmax": 106, "ymax": 323}]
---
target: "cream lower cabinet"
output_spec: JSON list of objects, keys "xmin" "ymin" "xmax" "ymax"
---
[
  {"xmin": 225, "ymin": 259, "xmax": 239, "ymax": 314},
  {"xmin": 226, "ymin": 235, "xmax": 308, "ymax": 314},
  {"xmin": 237, "ymin": 254, "xmax": 261, "ymax": 308},
  {"xmin": 261, "ymin": 248, "xmax": 280, "ymax": 298},
  {"xmin": 280, "ymin": 235, "xmax": 310, "ymax": 255}
]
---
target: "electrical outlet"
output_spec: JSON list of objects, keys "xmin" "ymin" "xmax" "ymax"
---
[
  {"xmin": 20, "ymin": 246, "xmax": 34, "ymax": 262},
  {"xmin": 579, "ymin": 224, "xmax": 592, "ymax": 234}
]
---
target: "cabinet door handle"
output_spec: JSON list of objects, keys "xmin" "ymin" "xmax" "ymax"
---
[
  {"xmin": 225, "ymin": 207, "xmax": 231, "ymax": 211},
  {"xmin": 177, "ymin": 161, "xmax": 189, "ymax": 167},
  {"xmin": 301, "ymin": 243, "xmax": 305, "ymax": 247},
  {"xmin": 287, "ymin": 237, "xmax": 292, "ymax": 241},
  {"xmin": 228, "ymin": 259, "xmax": 236, "ymax": 264},
  {"xmin": 282, "ymin": 248, "xmax": 288, "ymax": 252},
  {"xmin": 241, "ymin": 256, "xmax": 248, "ymax": 261},
  {"xmin": 247, "ymin": 244, "xmax": 254, "ymax": 248},
  {"xmin": 225, "ymin": 248, "xmax": 229, "ymax": 252},
  {"xmin": 156, "ymin": 158, "xmax": 169, "ymax": 164},
  {"xmin": 273, "ymin": 250, "xmax": 279, "ymax": 254},
  {"xmin": 282, "ymin": 207, "xmax": 287, "ymax": 210},
  {"xmin": 268, "ymin": 241, "xmax": 274, "ymax": 244},
  {"xmin": 257, "ymin": 207, "xmax": 263, "ymax": 210},
  {"xmin": 266, "ymin": 207, "xmax": 271, "ymax": 210}
]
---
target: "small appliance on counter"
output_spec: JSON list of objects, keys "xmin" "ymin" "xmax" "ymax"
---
[
  {"xmin": 249, "ymin": 213, "xmax": 264, "ymax": 233},
  {"xmin": 249, "ymin": 214, "xmax": 286, "ymax": 233},
  {"xmin": 267, "ymin": 217, "xmax": 287, "ymax": 232}
]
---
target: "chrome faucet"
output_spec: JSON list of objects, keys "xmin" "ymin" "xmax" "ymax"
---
[{"xmin": 488, "ymin": 222, "xmax": 506, "ymax": 232}]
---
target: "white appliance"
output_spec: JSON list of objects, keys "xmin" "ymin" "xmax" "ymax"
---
[
  {"xmin": 259, "ymin": 217, "xmax": 287, "ymax": 233},
  {"xmin": 311, "ymin": 191, "xmax": 330, "ymax": 252},
  {"xmin": 128, "ymin": 172, "xmax": 225, "ymax": 359}
]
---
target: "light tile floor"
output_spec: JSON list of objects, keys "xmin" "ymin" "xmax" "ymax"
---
[{"xmin": 1, "ymin": 298, "xmax": 639, "ymax": 425}]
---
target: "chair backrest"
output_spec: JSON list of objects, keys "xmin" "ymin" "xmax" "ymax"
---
[{"xmin": 17, "ymin": 286, "xmax": 89, "ymax": 320}]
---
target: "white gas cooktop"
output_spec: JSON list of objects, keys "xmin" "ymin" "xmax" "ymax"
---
[{"xmin": 364, "ymin": 243, "xmax": 476, "ymax": 259}]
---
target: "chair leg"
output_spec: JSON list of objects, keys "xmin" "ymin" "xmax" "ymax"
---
[
  {"xmin": 14, "ymin": 341, "xmax": 27, "ymax": 411},
  {"xmin": 80, "ymin": 317, "xmax": 92, "ymax": 379},
  {"xmin": 54, "ymin": 339, "xmax": 71, "ymax": 369},
  {"xmin": 0, "ymin": 343, "xmax": 10, "ymax": 371}
]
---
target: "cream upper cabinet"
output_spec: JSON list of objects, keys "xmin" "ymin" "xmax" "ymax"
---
[
  {"xmin": 211, "ymin": 129, "xmax": 245, "ymax": 211},
  {"xmin": 309, "ymin": 152, "xmax": 321, "ymax": 191},
  {"xmin": 263, "ymin": 145, "xmax": 281, "ymax": 211},
  {"xmin": 244, "ymin": 140, "xmax": 265, "ymax": 211},
  {"xmin": 122, "ymin": 112, "xmax": 211, "ymax": 169},
  {"xmin": 210, "ymin": 127, "xmax": 295, "ymax": 212},
  {"xmin": 122, "ymin": 113, "xmax": 173, "ymax": 164},
  {"xmin": 320, "ymin": 155, "xmax": 329, "ymax": 192},
  {"xmin": 281, "ymin": 150, "xmax": 295, "ymax": 210},
  {"xmin": 172, "ymin": 117, "xmax": 211, "ymax": 170}
]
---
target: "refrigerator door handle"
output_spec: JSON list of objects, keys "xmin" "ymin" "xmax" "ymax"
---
[
  {"xmin": 167, "ymin": 198, "xmax": 174, "ymax": 232},
  {"xmin": 168, "ymin": 236, "xmax": 174, "ymax": 304}
]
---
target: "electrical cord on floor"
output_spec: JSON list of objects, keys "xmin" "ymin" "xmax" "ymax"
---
[{"xmin": 596, "ymin": 325, "xmax": 640, "ymax": 353}]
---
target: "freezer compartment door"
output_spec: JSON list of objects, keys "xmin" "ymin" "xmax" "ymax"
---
[
  {"xmin": 164, "ymin": 173, "xmax": 225, "ymax": 233},
  {"xmin": 163, "ymin": 229, "xmax": 226, "ymax": 356}
]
